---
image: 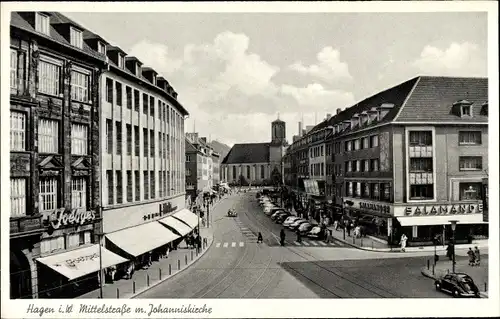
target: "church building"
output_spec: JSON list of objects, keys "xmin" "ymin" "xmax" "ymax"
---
[{"xmin": 221, "ymin": 118, "xmax": 287, "ymax": 186}]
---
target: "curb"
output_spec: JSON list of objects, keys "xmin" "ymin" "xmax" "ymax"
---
[
  {"xmin": 420, "ymin": 267, "xmax": 488, "ymax": 298},
  {"xmin": 130, "ymin": 234, "xmax": 214, "ymax": 299}
]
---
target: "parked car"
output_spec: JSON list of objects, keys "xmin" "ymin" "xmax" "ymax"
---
[
  {"xmin": 263, "ymin": 205, "xmax": 278, "ymax": 214},
  {"xmin": 289, "ymin": 219, "xmax": 308, "ymax": 230},
  {"xmin": 271, "ymin": 210, "xmax": 290, "ymax": 221},
  {"xmin": 275, "ymin": 213, "xmax": 291, "ymax": 224},
  {"xmin": 307, "ymin": 226, "xmax": 325, "ymax": 239},
  {"xmin": 282, "ymin": 216, "xmax": 301, "ymax": 227},
  {"xmin": 434, "ymin": 273, "xmax": 480, "ymax": 298},
  {"xmin": 227, "ymin": 209, "xmax": 237, "ymax": 217},
  {"xmin": 266, "ymin": 207, "xmax": 284, "ymax": 216},
  {"xmin": 298, "ymin": 222, "xmax": 313, "ymax": 235}
]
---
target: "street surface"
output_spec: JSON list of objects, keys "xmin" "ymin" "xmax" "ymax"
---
[{"xmin": 137, "ymin": 191, "xmax": 455, "ymax": 298}]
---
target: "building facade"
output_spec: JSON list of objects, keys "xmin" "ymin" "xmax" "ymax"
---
[
  {"xmin": 284, "ymin": 76, "xmax": 489, "ymax": 245},
  {"xmin": 221, "ymin": 119, "xmax": 287, "ymax": 186},
  {"xmin": 9, "ymin": 12, "xmax": 107, "ymax": 299}
]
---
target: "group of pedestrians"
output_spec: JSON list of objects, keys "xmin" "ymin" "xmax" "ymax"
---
[{"xmin": 467, "ymin": 246, "xmax": 481, "ymax": 266}]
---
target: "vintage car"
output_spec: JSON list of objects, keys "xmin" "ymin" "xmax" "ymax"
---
[
  {"xmin": 227, "ymin": 209, "xmax": 238, "ymax": 217},
  {"xmin": 434, "ymin": 273, "xmax": 480, "ymax": 298}
]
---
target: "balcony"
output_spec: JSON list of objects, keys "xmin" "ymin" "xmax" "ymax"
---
[
  {"xmin": 409, "ymin": 146, "xmax": 433, "ymax": 158},
  {"xmin": 10, "ymin": 215, "xmax": 44, "ymax": 238},
  {"xmin": 409, "ymin": 172, "xmax": 433, "ymax": 185}
]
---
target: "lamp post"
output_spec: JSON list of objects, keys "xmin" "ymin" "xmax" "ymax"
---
[
  {"xmin": 449, "ymin": 220, "xmax": 458, "ymax": 273},
  {"xmin": 95, "ymin": 231, "xmax": 105, "ymax": 299}
]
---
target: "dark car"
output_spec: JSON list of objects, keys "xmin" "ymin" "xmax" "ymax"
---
[
  {"xmin": 275, "ymin": 214, "xmax": 291, "ymax": 224},
  {"xmin": 434, "ymin": 273, "xmax": 480, "ymax": 298},
  {"xmin": 272, "ymin": 211, "xmax": 290, "ymax": 221}
]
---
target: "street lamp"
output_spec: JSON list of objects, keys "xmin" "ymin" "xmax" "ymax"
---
[{"xmin": 449, "ymin": 220, "xmax": 458, "ymax": 273}]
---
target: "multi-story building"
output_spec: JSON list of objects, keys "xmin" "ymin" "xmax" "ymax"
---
[
  {"xmin": 212, "ymin": 150, "xmax": 221, "ymax": 186},
  {"xmin": 98, "ymin": 35, "xmax": 191, "ymax": 267},
  {"xmin": 9, "ymin": 12, "xmax": 109, "ymax": 299},
  {"xmin": 221, "ymin": 118, "xmax": 287, "ymax": 186},
  {"xmin": 284, "ymin": 76, "xmax": 489, "ymax": 246}
]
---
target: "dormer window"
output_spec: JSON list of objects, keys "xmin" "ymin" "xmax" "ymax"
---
[
  {"xmin": 453, "ymin": 99, "xmax": 473, "ymax": 117},
  {"xmin": 461, "ymin": 105, "xmax": 471, "ymax": 117},
  {"xmin": 35, "ymin": 12, "xmax": 50, "ymax": 35},
  {"xmin": 118, "ymin": 54, "xmax": 124, "ymax": 68},
  {"xmin": 97, "ymin": 41, "xmax": 106, "ymax": 55},
  {"xmin": 135, "ymin": 64, "xmax": 141, "ymax": 76},
  {"xmin": 482, "ymin": 102, "xmax": 488, "ymax": 116},
  {"xmin": 70, "ymin": 27, "xmax": 83, "ymax": 49}
]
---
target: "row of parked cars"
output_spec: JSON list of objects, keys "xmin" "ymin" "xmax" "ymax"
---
[{"xmin": 258, "ymin": 196, "xmax": 326, "ymax": 239}]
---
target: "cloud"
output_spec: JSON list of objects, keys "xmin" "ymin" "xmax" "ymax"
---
[
  {"xmin": 289, "ymin": 46, "xmax": 352, "ymax": 82},
  {"xmin": 412, "ymin": 42, "xmax": 486, "ymax": 76},
  {"xmin": 128, "ymin": 32, "xmax": 354, "ymax": 144}
]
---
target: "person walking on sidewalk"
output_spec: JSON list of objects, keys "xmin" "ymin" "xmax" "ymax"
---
[
  {"xmin": 346, "ymin": 222, "xmax": 352, "ymax": 237},
  {"xmin": 400, "ymin": 234, "xmax": 408, "ymax": 252},
  {"xmin": 467, "ymin": 247, "xmax": 476, "ymax": 266},
  {"xmin": 474, "ymin": 246, "xmax": 481, "ymax": 266},
  {"xmin": 280, "ymin": 229, "xmax": 286, "ymax": 246},
  {"xmin": 257, "ymin": 232, "xmax": 263, "ymax": 244}
]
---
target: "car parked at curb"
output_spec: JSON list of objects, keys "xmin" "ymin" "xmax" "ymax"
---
[
  {"xmin": 307, "ymin": 226, "xmax": 325, "ymax": 240},
  {"xmin": 288, "ymin": 219, "xmax": 308, "ymax": 231},
  {"xmin": 434, "ymin": 273, "xmax": 480, "ymax": 298},
  {"xmin": 282, "ymin": 216, "xmax": 301, "ymax": 227}
]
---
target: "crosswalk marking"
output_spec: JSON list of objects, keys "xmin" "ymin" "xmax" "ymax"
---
[
  {"xmin": 310, "ymin": 241, "xmax": 318, "ymax": 246},
  {"xmin": 216, "ymin": 243, "xmax": 221, "ymax": 248},
  {"xmin": 302, "ymin": 241, "xmax": 310, "ymax": 246},
  {"xmin": 319, "ymin": 241, "xmax": 327, "ymax": 246},
  {"xmin": 231, "ymin": 242, "xmax": 236, "ymax": 247},
  {"xmin": 294, "ymin": 241, "xmax": 300, "ymax": 245},
  {"xmin": 223, "ymin": 242, "xmax": 229, "ymax": 248},
  {"xmin": 239, "ymin": 242, "xmax": 244, "ymax": 247},
  {"xmin": 214, "ymin": 242, "xmax": 246, "ymax": 248}
]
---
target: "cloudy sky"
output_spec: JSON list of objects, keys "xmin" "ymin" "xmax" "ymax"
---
[{"xmin": 63, "ymin": 11, "xmax": 487, "ymax": 146}]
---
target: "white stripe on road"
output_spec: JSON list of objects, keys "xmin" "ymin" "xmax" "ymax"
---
[
  {"xmin": 319, "ymin": 241, "xmax": 327, "ymax": 246},
  {"xmin": 231, "ymin": 242, "xmax": 236, "ymax": 247},
  {"xmin": 216, "ymin": 243, "xmax": 221, "ymax": 248},
  {"xmin": 302, "ymin": 241, "xmax": 310, "ymax": 246},
  {"xmin": 310, "ymin": 241, "xmax": 319, "ymax": 246},
  {"xmin": 294, "ymin": 241, "xmax": 300, "ymax": 245},
  {"xmin": 239, "ymin": 242, "xmax": 245, "ymax": 247},
  {"xmin": 223, "ymin": 242, "xmax": 228, "ymax": 248}
]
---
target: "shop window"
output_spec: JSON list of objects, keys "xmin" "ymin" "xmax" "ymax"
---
[
  {"xmin": 459, "ymin": 183, "xmax": 482, "ymax": 200},
  {"xmin": 80, "ymin": 231, "xmax": 92, "ymax": 245},
  {"xmin": 67, "ymin": 233, "xmax": 80, "ymax": 248},
  {"xmin": 410, "ymin": 184, "xmax": 433, "ymax": 200},
  {"xmin": 409, "ymin": 131, "xmax": 432, "ymax": 146},
  {"xmin": 40, "ymin": 236, "xmax": 65, "ymax": 254}
]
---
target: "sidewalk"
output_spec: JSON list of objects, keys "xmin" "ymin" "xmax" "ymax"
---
[
  {"xmin": 77, "ymin": 198, "xmax": 227, "ymax": 299},
  {"xmin": 421, "ymin": 256, "xmax": 489, "ymax": 298}
]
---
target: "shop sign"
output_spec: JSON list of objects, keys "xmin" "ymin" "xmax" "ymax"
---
[
  {"xmin": 359, "ymin": 202, "xmax": 391, "ymax": 214},
  {"xmin": 47, "ymin": 209, "xmax": 96, "ymax": 230},
  {"xmin": 64, "ymin": 253, "xmax": 99, "ymax": 268},
  {"xmin": 403, "ymin": 203, "xmax": 482, "ymax": 216},
  {"xmin": 143, "ymin": 202, "xmax": 178, "ymax": 221}
]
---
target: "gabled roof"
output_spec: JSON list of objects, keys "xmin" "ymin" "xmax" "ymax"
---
[
  {"xmin": 221, "ymin": 143, "xmax": 270, "ymax": 164},
  {"xmin": 394, "ymin": 76, "xmax": 488, "ymax": 122},
  {"xmin": 82, "ymin": 30, "xmax": 109, "ymax": 44},
  {"xmin": 185, "ymin": 138, "xmax": 198, "ymax": 153}
]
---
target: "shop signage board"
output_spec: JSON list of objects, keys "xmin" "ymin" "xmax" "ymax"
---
[
  {"xmin": 44, "ymin": 209, "xmax": 96, "ymax": 230},
  {"xmin": 393, "ymin": 202, "xmax": 483, "ymax": 217},
  {"xmin": 344, "ymin": 197, "xmax": 393, "ymax": 215}
]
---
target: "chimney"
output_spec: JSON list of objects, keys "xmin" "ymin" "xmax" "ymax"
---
[
  {"xmin": 298, "ymin": 121, "xmax": 303, "ymax": 137},
  {"xmin": 336, "ymin": 108, "xmax": 342, "ymax": 115}
]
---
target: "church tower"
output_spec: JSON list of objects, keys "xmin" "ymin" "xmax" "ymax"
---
[{"xmin": 271, "ymin": 116, "xmax": 286, "ymax": 146}]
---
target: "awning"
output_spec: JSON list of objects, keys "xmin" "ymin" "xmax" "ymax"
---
[
  {"xmin": 397, "ymin": 214, "xmax": 485, "ymax": 227},
  {"xmin": 158, "ymin": 216, "xmax": 193, "ymax": 236},
  {"xmin": 106, "ymin": 222, "xmax": 180, "ymax": 257},
  {"xmin": 172, "ymin": 208, "xmax": 199, "ymax": 229},
  {"xmin": 36, "ymin": 244, "xmax": 128, "ymax": 281}
]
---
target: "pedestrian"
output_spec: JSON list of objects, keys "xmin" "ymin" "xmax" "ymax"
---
[
  {"xmin": 474, "ymin": 246, "xmax": 481, "ymax": 266},
  {"xmin": 446, "ymin": 243, "xmax": 454, "ymax": 260},
  {"xmin": 467, "ymin": 247, "xmax": 476, "ymax": 266},
  {"xmin": 346, "ymin": 222, "xmax": 352, "ymax": 237},
  {"xmin": 280, "ymin": 229, "xmax": 286, "ymax": 246},
  {"xmin": 296, "ymin": 229, "xmax": 302, "ymax": 243},
  {"xmin": 400, "ymin": 234, "xmax": 408, "ymax": 252},
  {"xmin": 257, "ymin": 232, "xmax": 263, "ymax": 244},
  {"xmin": 333, "ymin": 220, "xmax": 339, "ymax": 231}
]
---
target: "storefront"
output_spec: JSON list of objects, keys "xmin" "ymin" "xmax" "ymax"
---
[{"xmin": 342, "ymin": 197, "xmax": 393, "ymax": 239}]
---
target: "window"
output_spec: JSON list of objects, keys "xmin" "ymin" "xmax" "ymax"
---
[
  {"xmin": 11, "ymin": 178, "xmax": 26, "ymax": 217},
  {"xmin": 380, "ymin": 183, "xmax": 391, "ymax": 201},
  {"xmin": 371, "ymin": 183, "xmax": 380, "ymax": 200},
  {"xmin": 159, "ymin": 173, "xmax": 163, "ymax": 197},
  {"xmin": 106, "ymin": 119, "xmax": 113, "ymax": 154},
  {"xmin": 410, "ymin": 184, "xmax": 434, "ymax": 200},
  {"xmin": 371, "ymin": 159, "xmax": 379, "ymax": 172},
  {"xmin": 134, "ymin": 171, "xmax": 140, "ymax": 201},
  {"xmin": 347, "ymin": 182, "xmax": 353, "ymax": 197},
  {"xmin": 38, "ymin": 60, "xmax": 60, "ymax": 96},
  {"xmin": 410, "ymin": 158, "xmax": 433, "ymax": 172},
  {"xmin": 69, "ymin": 27, "xmax": 83, "ymax": 49},
  {"xmin": 186, "ymin": 155, "xmax": 191, "ymax": 162},
  {"xmin": 355, "ymin": 160, "xmax": 361, "ymax": 172},
  {"xmin": 409, "ymin": 131, "xmax": 432, "ymax": 146},
  {"xmin": 71, "ymin": 70, "xmax": 90, "ymax": 102},
  {"xmin": 459, "ymin": 156, "xmax": 482, "ymax": 171},
  {"xmin": 40, "ymin": 237, "xmax": 65, "ymax": 254},
  {"xmin": 460, "ymin": 183, "xmax": 482, "ymax": 200},
  {"xmin": 116, "ymin": 171, "xmax": 123, "ymax": 204},
  {"xmin": 150, "ymin": 130, "xmax": 155, "ymax": 157},
  {"xmin": 158, "ymin": 132, "xmax": 162, "ymax": 158},
  {"xmin": 150, "ymin": 96, "xmax": 155, "ymax": 117},
  {"xmin": 370, "ymin": 135, "xmax": 379, "ymax": 148},
  {"xmin": 233, "ymin": 166, "xmax": 237, "ymax": 179},
  {"xmin": 67, "ymin": 233, "xmax": 80, "ymax": 248},
  {"xmin": 40, "ymin": 178, "xmax": 58, "ymax": 211},
  {"xmin": 363, "ymin": 183, "xmax": 370, "ymax": 198},
  {"xmin": 354, "ymin": 139, "xmax": 360, "ymax": 150},
  {"xmin": 346, "ymin": 161, "xmax": 352, "ymax": 172},
  {"xmin": 10, "ymin": 111, "xmax": 26, "ymax": 151},
  {"xmin": 126, "ymin": 171, "xmax": 132, "ymax": 202},
  {"xmin": 71, "ymin": 178, "xmax": 87, "ymax": 209},
  {"xmin": 261, "ymin": 166, "xmax": 265, "ymax": 179},
  {"xmin": 461, "ymin": 105, "xmax": 471, "ymax": 117},
  {"xmin": 320, "ymin": 163, "xmax": 324, "ymax": 176},
  {"xmin": 143, "ymin": 93, "xmax": 149, "ymax": 115},
  {"xmin": 115, "ymin": 122, "xmax": 122, "ymax": 155},
  {"xmin": 97, "ymin": 41, "xmax": 106, "ymax": 55},
  {"xmin": 115, "ymin": 82, "xmax": 122, "ymax": 106},
  {"xmin": 134, "ymin": 126, "xmax": 139, "ymax": 156},
  {"xmin": 186, "ymin": 169, "xmax": 191, "ymax": 177},
  {"xmin": 355, "ymin": 182, "xmax": 361, "ymax": 197},
  {"xmin": 39, "ymin": 118, "xmax": 59, "ymax": 153},
  {"xmin": 10, "ymin": 49, "xmax": 18, "ymax": 89},
  {"xmin": 126, "ymin": 86, "xmax": 132, "ymax": 109},
  {"xmin": 118, "ymin": 54, "xmax": 124, "ymax": 68},
  {"xmin": 150, "ymin": 171, "xmax": 155, "ymax": 199},
  {"xmin": 459, "ymin": 131, "xmax": 482, "ymax": 145},
  {"xmin": 126, "ymin": 124, "xmax": 132, "ymax": 155},
  {"xmin": 346, "ymin": 141, "xmax": 352, "ymax": 151},
  {"xmin": 106, "ymin": 170, "xmax": 113, "ymax": 205},
  {"xmin": 71, "ymin": 123, "xmax": 88, "ymax": 155},
  {"xmin": 106, "ymin": 78, "xmax": 113, "ymax": 103},
  {"xmin": 247, "ymin": 166, "xmax": 251, "ymax": 179},
  {"xmin": 320, "ymin": 145, "xmax": 324, "ymax": 156},
  {"xmin": 80, "ymin": 231, "xmax": 92, "ymax": 245},
  {"xmin": 134, "ymin": 89, "xmax": 140, "ymax": 111},
  {"xmin": 144, "ymin": 171, "xmax": 149, "ymax": 199},
  {"xmin": 363, "ymin": 159, "xmax": 370, "ymax": 172},
  {"xmin": 35, "ymin": 13, "xmax": 50, "ymax": 35},
  {"xmin": 362, "ymin": 137, "xmax": 369, "ymax": 149}
]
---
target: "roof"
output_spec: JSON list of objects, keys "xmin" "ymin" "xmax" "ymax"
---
[
  {"xmin": 48, "ymin": 12, "xmax": 86, "ymax": 30},
  {"xmin": 82, "ymin": 30, "xmax": 109, "ymax": 44},
  {"xmin": 221, "ymin": 143, "xmax": 270, "ymax": 164},
  {"xmin": 142, "ymin": 67, "xmax": 158, "ymax": 74},
  {"xmin": 10, "ymin": 12, "xmax": 104, "ymax": 61},
  {"xmin": 272, "ymin": 118, "xmax": 285, "ymax": 124},
  {"xmin": 107, "ymin": 45, "xmax": 127, "ymax": 55},
  {"xmin": 395, "ymin": 76, "xmax": 488, "ymax": 122},
  {"xmin": 185, "ymin": 138, "xmax": 198, "ymax": 153}
]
